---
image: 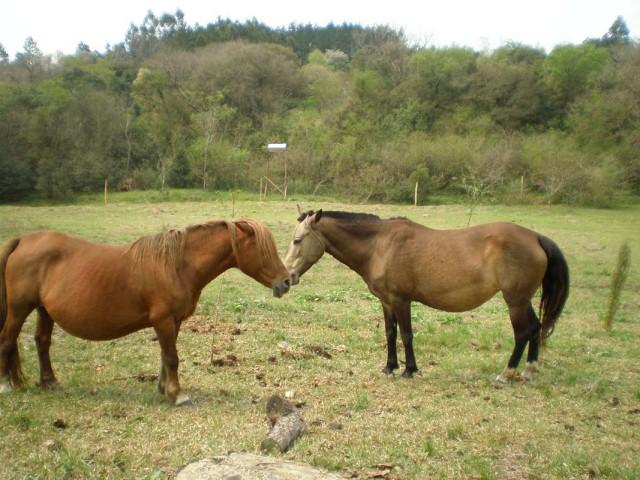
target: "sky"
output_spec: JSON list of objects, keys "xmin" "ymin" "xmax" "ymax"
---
[{"xmin": 2, "ymin": 0, "xmax": 639, "ymax": 59}]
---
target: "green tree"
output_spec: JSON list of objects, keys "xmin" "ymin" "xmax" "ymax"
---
[
  {"xmin": 189, "ymin": 41, "xmax": 305, "ymax": 126},
  {"xmin": 544, "ymin": 43, "xmax": 608, "ymax": 121},
  {"xmin": 404, "ymin": 47, "xmax": 477, "ymax": 129},
  {"xmin": 15, "ymin": 37, "xmax": 43, "ymax": 81},
  {"xmin": 0, "ymin": 43, "xmax": 8, "ymax": 63},
  {"xmin": 601, "ymin": 16, "xmax": 630, "ymax": 47},
  {"xmin": 471, "ymin": 50, "xmax": 546, "ymax": 129}
]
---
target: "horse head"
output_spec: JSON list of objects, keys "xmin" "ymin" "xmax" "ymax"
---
[
  {"xmin": 233, "ymin": 220, "xmax": 292, "ymax": 297},
  {"xmin": 284, "ymin": 209, "xmax": 326, "ymax": 285}
]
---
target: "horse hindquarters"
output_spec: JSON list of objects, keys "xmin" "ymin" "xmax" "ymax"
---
[{"xmin": 497, "ymin": 234, "xmax": 569, "ymax": 383}]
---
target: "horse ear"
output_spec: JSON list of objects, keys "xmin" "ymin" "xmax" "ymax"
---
[
  {"xmin": 297, "ymin": 209, "xmax": 311, "ymax": 222},
  {"xmin": 296, "ymin": 204, "xmax": 302, "ymax": 216},
  {"xmin": 314, "ymin": 209, "xmax": 323, "ymax": 222},
  {"xmin": 235, "ymin": 221, "xmax": 255, "ymax": 237}
]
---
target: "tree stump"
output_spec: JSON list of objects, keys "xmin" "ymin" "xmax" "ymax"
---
[{"xmin": 260, "ymin": 394, "xmax": 306, "ymax": 453}]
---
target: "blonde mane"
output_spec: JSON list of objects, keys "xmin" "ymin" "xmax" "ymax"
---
[
  {"xmin": 126, "ymin": 218, "xmax": 278, "ymax": 269},
  {"xmin": 236, "ymin": 218, "xmax": 280, "ymax": 267}
]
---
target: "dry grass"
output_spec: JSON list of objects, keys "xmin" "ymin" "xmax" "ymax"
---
[{"xmin": 0, "ymin": 195, "xmax": 639, "ymax": 479}]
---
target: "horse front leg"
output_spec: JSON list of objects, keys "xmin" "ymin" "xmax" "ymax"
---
[
  {"xmin": 34, "ymin": 307, "xmax": 59, "ymax": 389},
  {"xmin": 381, "ymin": 304, "xmax": 399, "ymax": 374},
  {"xmin": 153, "ymin": 318, "xmax": 190, "ymax": 406},
  {"xmin": 396, "ymin": 302, "xmax": 418, "ymax": 378}
]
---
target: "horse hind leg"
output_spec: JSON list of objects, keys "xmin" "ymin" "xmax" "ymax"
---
[
  {"xmin": 0, "ymin": 304, "xmax": 32, "ymax": 392},
  {"xmin": 521, "ymin": 304, "xmax": 541, "ymax": 382},
  {"xmin": 495, "ymin": 301, "xmax": 536, "ymax": 384},
  {"xmin": 34, "ymin": 307, "xmax": 59, "ymax": 388}
]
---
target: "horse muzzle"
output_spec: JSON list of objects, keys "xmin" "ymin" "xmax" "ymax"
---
[{"xmin": 272, "ymin": 277, "xmax": 291, "ymax": 298}]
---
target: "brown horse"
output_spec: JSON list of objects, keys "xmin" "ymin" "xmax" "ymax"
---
[
  {"xmin": 0, "ymin": 219, "xmax": 291, "ymax": 404},
  {"xmin": 284, "ymin": 210, "xmax": 569, "ymax": 383}
]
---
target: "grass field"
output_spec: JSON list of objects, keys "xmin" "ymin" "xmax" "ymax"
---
[{"xmin": 0, "ymin": 193, "xmax": 639, "ymax": 479}]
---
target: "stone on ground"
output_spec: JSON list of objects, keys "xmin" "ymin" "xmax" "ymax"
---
[{"xmin": 176, "ymin": 452, "xmax": 345, "ymax": 480}]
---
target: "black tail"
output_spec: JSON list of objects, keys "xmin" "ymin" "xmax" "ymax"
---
[
  {"xmin": 0, "ymin": 238, "xmax": 20, "ymax": 333},
  {"xmin": 537, "ymin": 235, "xmax": 570, "ymax": 343}
]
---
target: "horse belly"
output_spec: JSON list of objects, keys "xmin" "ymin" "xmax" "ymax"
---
[
  {"xmin": 413, "ymin": 274, "xmax": 499, "ymax": 312},
  {"xmin": 418, "ymin": 288, "xmax": 496, "ymax": 312},
  {"xmin": 45, "ymin": 303, "xmax": 151, "ymax": 341}
]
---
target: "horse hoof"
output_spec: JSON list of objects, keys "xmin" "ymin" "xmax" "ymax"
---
[
  {"xmin": 382, "ymin": 365, "xmax": 398, "ymax": 375},
  {"xmin": 175, "ymin": 393, "xmax": 192, "ymax": 406},
  {"xmin": 521, "ymin": 361, "xmax": 538, "ymax": 382},
  {"xmin": 401, "ymin": 369, "xmax": 417, "ymax": 379},
  {"xmin": 493, "ymin": 368, "xmax": 520, "ymax": 386},
  {"xmin": 0, "ymin": 380, "xmax": 12, "ymax": 393},
  {"xmin": 39, "ymin": 380, "xmax": 61, "ymax": 390}
]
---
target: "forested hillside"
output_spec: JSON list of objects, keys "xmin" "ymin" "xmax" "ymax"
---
[{"xmin": 1, "ymin": 12, "xmax": 638, "ymax": 205}]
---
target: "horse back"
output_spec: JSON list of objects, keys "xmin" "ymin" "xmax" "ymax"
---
[
  {"xmin": 371, "ymin": 221, "xmax": 547, "ymax": 310},
  {"xmin": 5, "ymin": 231, "xmax": 125, "ymax": 305}
]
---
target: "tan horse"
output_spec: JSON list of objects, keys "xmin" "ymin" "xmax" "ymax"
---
[
  {"xmin": 0, "ymin": 219, "xmax": 291, "ymax": 404},
  {"xmin": 284, "ymin": 210, "xmax": 569, "ymax": 383}
]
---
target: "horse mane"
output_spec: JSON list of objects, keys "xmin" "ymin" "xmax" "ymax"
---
[
  {"xmin": 298, "ymin": 210, "xmax": 382, "ymax": 223},
  {"xmin": 300, "ymin": 210, "xmax": 410, "ymax": 238},
  {"xmin": 323, "ymin": 211, "xmax": 382, "ymax": 222},
  {"xmin": 127, "ymin": 228, "xmax": 188, "ymax": 268},
  {"xmin": 236, "ymin": 218, "xmax": 280, "ymax": 267},
  {"xmin": 126, "ymin": 219, "xmax": 278, "ymax": 269}
]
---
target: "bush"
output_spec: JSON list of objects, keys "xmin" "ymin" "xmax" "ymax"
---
[{"xmin": 522, "ymin": 132, "xmax": 616, "ymax": 206}]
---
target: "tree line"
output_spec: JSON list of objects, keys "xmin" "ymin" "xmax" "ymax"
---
[{"xmin": 0, "ymin": 12, "xmax": 638, "ymax": 206}]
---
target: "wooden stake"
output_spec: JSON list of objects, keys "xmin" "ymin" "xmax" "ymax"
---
[
  {"xmin": 283, "ymin": 153, "xmax": 288, "ymax": 199},
  {"xmin": 414, "ymin": 181, "xmax": 419, "ymax": 206},
  {"xmin": 104, "ymin": 178, "xmax": 108, "ymax": 206},
  {"xmin": 231, "ymin": 192, "xmax": 236, "ymax": 217}
]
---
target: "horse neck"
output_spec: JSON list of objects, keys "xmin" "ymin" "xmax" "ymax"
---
[
  {"xmin": 182, "ymin": 225, "xmax": 236, "ymax": 291},
  {"xmin": 319, "ymin": 219, "xmax": 380, "ymax": 277}
]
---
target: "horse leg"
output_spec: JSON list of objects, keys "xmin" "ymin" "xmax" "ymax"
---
[
  {"xmin": 521, "ymin": 304, "xmax": 541, "ymax": 381},
  {"xmin": 153, "ymin": 319, "xmax": 189, "ymax": 406},
  {"xmin": 396, "ymin": 302, "xmax": 418, "ymax": 378},
  {"xmin": 381, "ymin": 304, "xmax": 399, "ymax": 374},
  {"xmin": 34, "ymin": 307, "xmax": 59, "ymax": 388},
  {"xmin": 495, "ymin": 302, "xmax": 534, "ymax": 384},
  {"xmin": 0, "ymin": 304, "xmax": 31, "ymax": 392},
  {"xmin": 157, "ymin": 323, "xmax": 180, "ymax": 394}
]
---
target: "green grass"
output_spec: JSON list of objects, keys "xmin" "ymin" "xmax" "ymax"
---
[{"xmin": 1, "ymin": 194, "xmax": 639, "ymax": 479}]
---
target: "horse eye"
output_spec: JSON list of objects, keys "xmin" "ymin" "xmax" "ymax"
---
[{"xmin": 293, "ymin": 238, "xmax": 302, "ymax": 245}]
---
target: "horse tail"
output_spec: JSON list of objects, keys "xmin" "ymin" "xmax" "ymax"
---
[
  {"xmin": 0, "ymin": 237, "xmax": 25, "ymax": 387},
  {"xmin": 537, "ymin": 235, "xmax": 570, "ymax": 344},
  {"xmin": 0, "ymin": 237, "xmax": 20, "ymax": 333}
]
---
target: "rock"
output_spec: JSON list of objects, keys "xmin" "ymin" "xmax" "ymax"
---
[{"xmin": 176, "ymin": 452, "xmax": 346, "ymax": 480}]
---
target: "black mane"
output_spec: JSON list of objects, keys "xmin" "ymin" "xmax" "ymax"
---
[
  {"xmin": 323, "ymin": 211, "xmax": 381, "ymax": 222},
  {"xmin": 298, "ymin": 210, "xmax": 406, "ymax": 223}
]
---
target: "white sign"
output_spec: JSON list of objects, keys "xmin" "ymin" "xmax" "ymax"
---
[{"xmin": 266, "ymin": 143, "xmax": 287, "ymax": 151}]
